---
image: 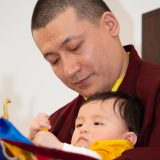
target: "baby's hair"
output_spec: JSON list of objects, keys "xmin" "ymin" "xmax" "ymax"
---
[{"xmin": 84, "ymin": 91, "xmax": 144, "ymax": 135}]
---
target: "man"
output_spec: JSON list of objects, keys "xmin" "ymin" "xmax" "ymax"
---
[{"xmin": 29, "ymin": 0, "xmax": 160, "ymax": 159}]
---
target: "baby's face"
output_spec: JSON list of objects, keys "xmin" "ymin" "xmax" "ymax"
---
[{"xmin": 71, "ymin": 98, "xmax": 129, "ymax": 148}]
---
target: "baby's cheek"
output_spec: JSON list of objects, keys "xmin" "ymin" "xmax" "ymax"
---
[{"xmin": 71, "ymin": 131, "xmax": 77, "ymax": 144}]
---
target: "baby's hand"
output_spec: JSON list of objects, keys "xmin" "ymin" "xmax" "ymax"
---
[
  {"xmin": 32, "ymin": 131, "xmax": 63, "ymax": 149},
  {"xmin": 28, "ymin": 113, "xmax": 51, "ymax": 140}
]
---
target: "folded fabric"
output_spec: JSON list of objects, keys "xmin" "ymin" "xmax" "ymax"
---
[
  {"xmin": 0, "ymin": 118, "xmax": 32, "ymax": 144},
  {"xmin": 1, "ymin": 139, "xmax": 97, "ymax": 160},
  {"xmin": 89, "ymin": 139, "xmax": 134, "ymax": 160},
  {"xmin": 0, "ymin": 118, "xmax": 35, "ymax": 159},
  {"xmin": 0, "ymin": 141, "xmax": 8, "ymax": 160}
]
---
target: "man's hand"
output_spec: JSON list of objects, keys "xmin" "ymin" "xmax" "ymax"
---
[{"xmin": 28, "ymin": 113, "xmax": 51, "ymax": 140}]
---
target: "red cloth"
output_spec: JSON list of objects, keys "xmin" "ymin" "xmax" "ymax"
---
[
  {"xmin": 1, "ymin": 139, "xmax": 97, "ymax": 160},
  {"xmin": 49, "ymin": 45, "xmax": 160, "ymax": 159}
]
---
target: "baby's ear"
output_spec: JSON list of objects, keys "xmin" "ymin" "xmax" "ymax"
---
[{"xmin": 125, "ymin": 132, "xmax": 137, "ymax": 145}]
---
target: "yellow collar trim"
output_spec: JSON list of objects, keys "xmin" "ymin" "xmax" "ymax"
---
[
  {"xmin": 111, "ymin": 76, "xmax": 124, "ymax": 92},
  {"xmin": 111, "ymin": 52, "xmax": 129, "ymax": 92},
  {"xmin": 83, "ymin": 75, "xmax": 125, "ymax": 100}
]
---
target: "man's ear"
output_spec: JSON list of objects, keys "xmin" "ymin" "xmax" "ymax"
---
[
  {"xmin": 100, "ymin": 11, "xmax": 120, "ymax": 37},
  {"xmin": 124, "ymin": 132, "xmax": 137, "ymax": 145}
]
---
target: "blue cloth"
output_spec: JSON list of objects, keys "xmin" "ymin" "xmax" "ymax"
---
[
  {"xmin": 0, "ymin": 142, "xmax": 9, "ymax": 160},
  {"xmin": 0, "ymin": 118, "xmax": 32, "ymax": 144}
]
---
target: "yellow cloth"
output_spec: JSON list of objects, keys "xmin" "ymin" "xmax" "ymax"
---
[
  {"xmin": 111, "ymin": 76, "xmax": 124, "ymax": 92},
  {"xmin": 89, "ymin": 139, "xmax": 133, "ymax": 160},
  {"xmin": 3, "ymin": 141, "xmax": 37, "ymax": 160},
  {"xmin": 111, "ymin": 52, "xmax": 130, "ymax": 92}
]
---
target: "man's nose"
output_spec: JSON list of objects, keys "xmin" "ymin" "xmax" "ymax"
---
[{"xmin": 63, "ymin": 55, "xmax": 81, "ymax": 78}]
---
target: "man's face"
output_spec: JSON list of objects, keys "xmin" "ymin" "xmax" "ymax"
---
[
  {"xmin": 33, "ymin": 8, "xmax": 124, "ymax": 97},
  {"xmin": 71, "ymin": 99, "xmax": 129, "ymax": 148}
]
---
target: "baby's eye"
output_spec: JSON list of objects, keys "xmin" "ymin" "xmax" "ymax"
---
[
  {"xmin": 76, "ymin": 123, "xmax": 83, "ymax": 128},
  {"xmin": 94, "ymin": 122, "xmax": 104, "ymax": 126}
]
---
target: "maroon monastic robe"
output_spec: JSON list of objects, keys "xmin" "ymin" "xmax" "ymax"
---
[{"xmin": 49, "ymin": 45, "xmax": 160, "ymax": 160}]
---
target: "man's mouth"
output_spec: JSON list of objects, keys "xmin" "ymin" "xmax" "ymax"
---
[{"xmin": 74, "ymin": 75, "xmax": 91, "ymax": 88}]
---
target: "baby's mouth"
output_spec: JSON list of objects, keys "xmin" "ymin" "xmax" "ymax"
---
[{"xmin": 77, "ymin": 137, "xmax": 89, "ymax": 147}]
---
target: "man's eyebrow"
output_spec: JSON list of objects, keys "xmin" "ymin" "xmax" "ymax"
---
[{"xmin": 60, "ymin": 35, "xmax": 82, "ymax": 47}]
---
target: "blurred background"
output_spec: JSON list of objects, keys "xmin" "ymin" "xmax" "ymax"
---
[{"xmin": 0, "ymin": 0, "xmax": 160, "ymax": 135}]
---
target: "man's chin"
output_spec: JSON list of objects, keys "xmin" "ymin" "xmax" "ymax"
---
[
  {"xmin": 81, "ymin": 90, "xmax": 106, "ymax": 99},
  {"xmin": 78, "ymin": 90, "xmax": 98, "ymax": 98}
]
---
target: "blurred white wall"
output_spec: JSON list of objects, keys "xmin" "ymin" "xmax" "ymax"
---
[{"xmin": 0, "ymin": 0, "xmax": 160, "ymax": 135}]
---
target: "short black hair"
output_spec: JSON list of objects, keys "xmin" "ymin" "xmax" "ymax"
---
[
  {"xmin": 31, "ymin": 0, "xmax": 111, "ymax": 30},
  {"xmin": 84, "ymin": 91, "xmax": 144, "ymax": 136}
]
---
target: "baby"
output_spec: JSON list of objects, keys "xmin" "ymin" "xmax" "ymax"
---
[{"xmin": 29, "ymin": 92, "xmax": 144, "ymax": 160}]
